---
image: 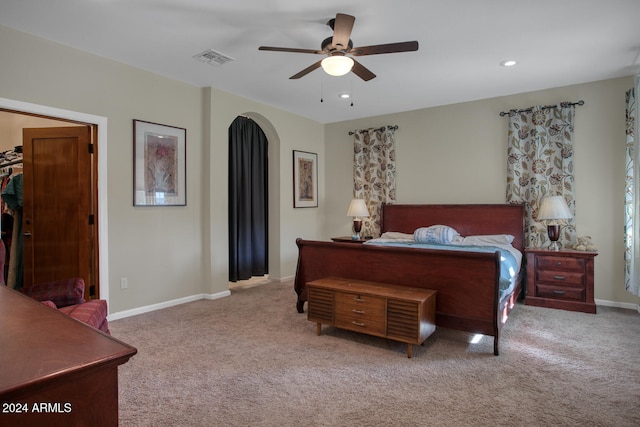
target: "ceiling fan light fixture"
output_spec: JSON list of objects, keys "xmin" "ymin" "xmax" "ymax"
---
[{"xmin": 321, "ymin": 55, "xmax": 354, "ymax": 76}]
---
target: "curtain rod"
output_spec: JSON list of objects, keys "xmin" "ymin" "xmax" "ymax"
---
[
  {"xmin": 348, "ymin": 125, "xmax": 398, "ymax": 135},
  {"xmin": 499, "ymin": 100, "xmax": 584, "ymax": 117}
]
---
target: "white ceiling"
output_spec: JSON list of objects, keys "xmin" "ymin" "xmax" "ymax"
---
[{"xmin": 1, "ymin": 0, "xmax": 639, "ymax": 124}]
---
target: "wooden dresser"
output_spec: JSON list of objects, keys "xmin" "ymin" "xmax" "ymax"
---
[
  {"xmin": 0, "ymin": 285, "xmax": 137, "ymax": 426},
  {"xmin": 525, "ymin": 248, "xmax": 597, "ymax": 313},
  {"xmin": 307, "ymin": 277, "xmax": 436, "ymax": 358}
]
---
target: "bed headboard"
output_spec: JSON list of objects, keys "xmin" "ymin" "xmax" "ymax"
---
[{"xmin": 381, "ymin": 204, "xmax": 525, "ymax": 252}]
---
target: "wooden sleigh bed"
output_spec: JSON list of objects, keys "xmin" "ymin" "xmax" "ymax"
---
[{"xmin": 294, "ymin": 204, "xmax": 526, "ymax": 355}]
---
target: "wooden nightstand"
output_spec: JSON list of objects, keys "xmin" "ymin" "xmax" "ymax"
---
[{"xmin": 525, "ymin": 248, "xmax": 597, "ymax": 313}]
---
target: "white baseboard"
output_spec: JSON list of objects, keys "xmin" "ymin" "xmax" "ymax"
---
[
  {"xmin": 108, "ymin": 277, "xmax": 293, "ymax": 321},
  {"xmin": 595, "ymin": 298, "xmax": 640, "ymax": 312},
  {"xmin": 108, "ymin": 290, "xmax": 231, "ymax": 321},
  {"xmin": 108, "ymin": 290, "xmax": 638, "ymax": 321}
]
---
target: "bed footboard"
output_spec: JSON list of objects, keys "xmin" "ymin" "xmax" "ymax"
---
[{"xmin": 294, "ymin": 238, "xmax": 515, "ymax": 354}]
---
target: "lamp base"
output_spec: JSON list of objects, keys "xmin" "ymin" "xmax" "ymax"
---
[
  {"xmin": 353, "ymin": 219, "xmax": 362, "ymax": 240},
  {"xmin": 547, "ymin": 225, "xmax": 561, "ymax": 251},
  {"xmin": 548, "ymin": 240, "xmax": 560, "ymax": 251}
]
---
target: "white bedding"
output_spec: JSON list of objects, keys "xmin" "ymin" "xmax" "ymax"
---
[{"xmin": 369, "ymin": 231, "xmax": 523, "ymax": 271}]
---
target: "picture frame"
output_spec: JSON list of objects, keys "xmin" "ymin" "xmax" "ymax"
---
[
  {"xmin": 133, "ymin": 119, "xmax": 186, "ymax": 206},
  {"xmin": 293, "ymin": 150, "xmax": 318, "ymax": 208}
]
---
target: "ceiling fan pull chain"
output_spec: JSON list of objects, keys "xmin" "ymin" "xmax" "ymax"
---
[{"xmin": 350, "ymin": 78, "xmax": 354, "ymax": 107}]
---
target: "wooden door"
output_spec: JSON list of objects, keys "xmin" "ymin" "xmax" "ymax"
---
[{"xmin": 22, "ymin": 126, "xmax": 97, "ymax": 298}]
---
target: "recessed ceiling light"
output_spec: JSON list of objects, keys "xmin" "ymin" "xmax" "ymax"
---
[
  {"xmin": 339, "ymin": 93, "xmax": 351, "ymax": 99},
  {"xmin": 500, "ymin": 60, "xmax": 517, "ymax": 67}
]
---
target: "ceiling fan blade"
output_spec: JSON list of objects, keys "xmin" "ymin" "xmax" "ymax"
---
[
  {"xmin": 351, "ymin": 60, "xmax": 376, "ymax": 81},
  {"xmin": 259, "ymin": 46, "xmax": 323, "ymax": 55},
  {"xmin": 289, "ymin": 60, "xmax": 323, "ymax": 79},
  {"xmin": 331, "ymin": 13, "xmax": 355, "ymax": 50},
  {"xmin": 351, "ymin": 41, "xmax": 419, "ymax": 56}
]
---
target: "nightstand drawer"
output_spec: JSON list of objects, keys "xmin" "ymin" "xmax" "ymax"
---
[
  {"xmin": 537, "ymin": 269, "xmax": 584, "ymax": 286},
  {"xmin": 537, "ymin": 256, "xmax": 585, "ymax": 271},
  {"xmin": 536, "ymin": 284, "xmax": 585, "ymax": 301}
]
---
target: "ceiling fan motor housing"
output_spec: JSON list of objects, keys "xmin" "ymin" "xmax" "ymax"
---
[{"xmin": 321, "ymin": 37, "xmax": 353, "ymax": 53}]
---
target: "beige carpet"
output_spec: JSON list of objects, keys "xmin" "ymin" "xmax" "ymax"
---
[{"xmin": 112, "ymin": 280, "xmax": 640, "ymax": 427}]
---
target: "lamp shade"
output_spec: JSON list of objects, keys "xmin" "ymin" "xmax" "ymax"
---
[
  {"xmin": 347, "ymin": 199, "xmax": 369, "ymax": 217},
  {"xmin": 537, "ymin": 196, "xmax": 572, "ymax": 220},
  {"xmin": 321, "ymin": 55, "xmax": 354, "ymax": 76}
]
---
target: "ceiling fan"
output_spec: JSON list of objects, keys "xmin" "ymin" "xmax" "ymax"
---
[{"xmin": 259, "ymin": 13, "xmax": 418, "ymax": 81}]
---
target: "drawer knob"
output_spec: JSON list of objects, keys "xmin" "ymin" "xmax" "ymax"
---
[
  {"xmin": 351, "ymin": 321, "xmax": 366, "ymax": 327},
  {"xmin": 553, "ymin": 290, "xmax": 565, "ymax": 295},
  {"xmin": 553, "ymin": 275, "xmax": 566, "ymax": 280},
  {"xmin": 354, "ymin": 297, "xmax": 365, "ymax": 302},
  {"xmin": 352, "ymin": 309, "xmax": 365, "ymax": 314},
  {"xmin": 556, "ymin": 262, "xmax": 563, "ymax": 266}
]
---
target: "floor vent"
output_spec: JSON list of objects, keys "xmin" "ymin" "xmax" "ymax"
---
[{"xmin": 193, "ymin": 49, "xmax": 235, "ymax": 66}]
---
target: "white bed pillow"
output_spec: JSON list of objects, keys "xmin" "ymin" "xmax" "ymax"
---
[
  {"xmin": 414, "ymin": 225, "xmax": 460, "ymax": 245},
  {"xmin": 452, "ymin": 234, "xmax": 522, "ymax": 267},
  {"xmin": 365, "ymin": 231, "xmax": 415, "ymax": 244},
  {"xmin": 379, "ymin": 231, "xmax": 415, "ymax": 240},
  {"xmin": 459, "ymin": 234, "xmax": 515, "ymax": 246}
]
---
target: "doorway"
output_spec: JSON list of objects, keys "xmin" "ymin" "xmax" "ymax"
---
[
  {"xmin": 228, "ymin": 116, "xmax": 269, "ymax": 283},
  {"xmin": 225, "ymin": 112, "xmax": 281, "ymax": 285},
  {"xmin": 0, "ymin": 99, "xmax": 108, "ymax": 301}
]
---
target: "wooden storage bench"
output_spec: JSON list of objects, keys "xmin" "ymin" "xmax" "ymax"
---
[{"xmin": 306, "ymin": 277, "xmax": 437, "ymax": 358}]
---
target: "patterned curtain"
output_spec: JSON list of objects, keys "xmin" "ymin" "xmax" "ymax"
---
[
  {"xmin": 353, "ymin": 127, "xmax": 397, "ymax": 237},
  {"xmin": 624, "ymin": 80, "xmax": 640, "ymax": 296},
  {"xmin": 506, "ymin": 104, "xmax": 577, "ymax": 248}
]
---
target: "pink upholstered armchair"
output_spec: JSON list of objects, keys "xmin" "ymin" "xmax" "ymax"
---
[{"xmin": 20, "ymin": 278, "xmax": 110, "ymax": 334}]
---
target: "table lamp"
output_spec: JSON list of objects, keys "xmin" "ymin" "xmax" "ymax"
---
[
  {"xmin": 346, "ymin": 199, "xmax": 369, "ymax": 240},
  {"xmin": 537, "ymin": 195, "xmax": 573, "ymax": 251}
]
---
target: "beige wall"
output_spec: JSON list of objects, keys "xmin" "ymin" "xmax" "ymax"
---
[
  {"xmin": 0, "ymin": 25, "xmax": 206, "ymax": 313},
  {"xmin": 325, "ymin": 76, "xmax": 639, "ymax": 307},
  {"xmin": 0, "ymin": 25, "xmax": 324, "ymax": 316}
]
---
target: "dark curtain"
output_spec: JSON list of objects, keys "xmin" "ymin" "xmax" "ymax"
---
[{"xmin": 228, "ymin": 116, "xmax": 268, "ymax": 282}]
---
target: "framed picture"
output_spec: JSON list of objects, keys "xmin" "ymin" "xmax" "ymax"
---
[
  {"xmin": 133, "ymin": 119, "xmax": 186, "ymax": 206},
  {"xmin": 293, "ymin": 150, "xmax": 318, "ymax": 208}
]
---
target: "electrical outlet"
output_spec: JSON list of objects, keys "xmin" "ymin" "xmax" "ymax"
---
[{"xmin": 120, "ymin": 277, "xmax": 128, "ymax": 290}]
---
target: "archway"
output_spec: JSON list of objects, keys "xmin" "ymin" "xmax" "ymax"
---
[{"xmin": 229, "ymin": 112, "xmax": 281, "ymax": 282}]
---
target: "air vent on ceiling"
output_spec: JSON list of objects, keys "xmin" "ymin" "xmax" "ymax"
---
[{"xmin": 194, "ymin": 49, "xmax": 235, "ymax": 66}]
